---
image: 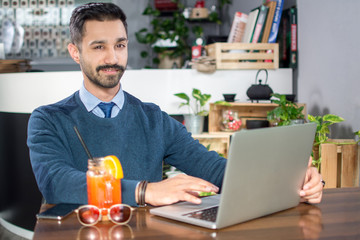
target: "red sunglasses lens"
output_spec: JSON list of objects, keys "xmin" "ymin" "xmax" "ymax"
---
[
  {"xmin": 78, "ymin": 206, "xmax": 100, "ymax": 225},
  {"xmin": 109, "ymin": 205, "xmax": 131, "ymax": 223}
]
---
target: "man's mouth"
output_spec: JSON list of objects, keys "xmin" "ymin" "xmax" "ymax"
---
[
  {"xmin": 101, "ymin": 68, "xmax": 119, "ymax": 73},
  {"xmin": 96, "ymin": 65, "xmax": 124, "ymax": 74}
]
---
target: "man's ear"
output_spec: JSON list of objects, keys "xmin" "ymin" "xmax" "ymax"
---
[{"xmin": 68, "ymin": 43, "xmax": 80, "ymax": 64}]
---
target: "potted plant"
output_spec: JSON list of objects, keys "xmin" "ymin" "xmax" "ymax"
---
[
  {"xmin": 174, "ymin": 88, "xmax": 230, "ymax": 134},
  {"xmin": 174, "ymin": 88, "xmax": 211, "ymax": 134},
  {"xmin": 267, "ymin": 93, "xmax": 305, "ymax": 126},
  {"xmin": 308, "ymin": 114, "xmax": 344, "ymax": 169},
  {"xmin": 135, "ymin": 2, "xmax": 190, "ymax": 68},
  {"xmin": 135, "ymin": 1, "xmax": 231, "ymax": 69}
]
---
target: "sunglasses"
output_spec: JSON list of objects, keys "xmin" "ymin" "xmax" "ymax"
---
[{"xmin": 75, "ymin": 204, "xmax": 133, "ymax": 226}]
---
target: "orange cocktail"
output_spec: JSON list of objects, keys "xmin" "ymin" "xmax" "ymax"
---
[
  {"xmin": 86, "ymin": 156, "xmax": 123, "ymax": 209},
  {"xmin": 87, "ymin": 173, "xmax": 121, "ymax": 208}
]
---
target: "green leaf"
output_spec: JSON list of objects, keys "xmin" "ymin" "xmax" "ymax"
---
[
  {"xmin": 200, "ymin": 94, "xmax": 211, "ymax": 107},
  {"xmin": 323, "ymin": 114, "xmax": 344, "ymax": 123},
  {"xmin": 279, "ymin": 94, "xmax": 286, "ymax": 102},
  {"xmin": 308, "ymin": 114, "xmax": 316, "ymax": 122},
  {"xmin": 135, "ymin": 30, "xmax": 148, "ymax": 44},
  {"xmin": 174, "ymin": 93, "xmax": 190, "ymax": 102},
  {"xmin": 192, "ymin": 89, "xmax": 202, "ymax": 101},
  {"xmin": 178, "ymin": 102, "xmax": 187, "ymax": 108},
  {"xmin": 145, "ymin": 33, "xmax": 156, "ymax": 44},
  {"xmin": 142, "ymin": 5, "xmax": 154, "ymax": 15},
  {"xmin": 214, "ymin": 101, "xmax": 231, "ymax": 106},
  {"xmin": 192, "ymin": 26, "xmax": 203, "ymax": 38},
  {"xmin": 322, "ymin": 122, "xmax": 332, "ymax": 129},
  {"xmin": 272, "ymin": 99, "xmax": 281, "ymax": 105},
  {"xmin": 208, "ymin": 12, "xmax": 220, "ymax": 24},
  {"xmin": 152, "ymin": 57, "xmax": 160, "ymax": 64},
  {"xmin": 140, "ymin": 51, "xmax": 148, "ymax": 58}
]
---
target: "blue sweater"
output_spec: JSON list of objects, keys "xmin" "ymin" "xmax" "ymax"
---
[{"xmin": 27, "ymin": 91, "xmax": 226, "ymax": 206}]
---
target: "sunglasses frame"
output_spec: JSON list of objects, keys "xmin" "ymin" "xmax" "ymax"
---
[{"xmin": 75, "ymin": 204, "xmax": 134, "ymax": 226}]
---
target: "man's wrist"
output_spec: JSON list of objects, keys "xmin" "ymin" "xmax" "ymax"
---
[
  {"xmin": 135, "ymin": 181, "xmax": 140, "ymax": 204},
  {"xmin": 136, "ymin": 180, "xmax": 148, "ymax": 207}
]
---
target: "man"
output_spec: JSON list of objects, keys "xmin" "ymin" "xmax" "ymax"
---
[{"xmin": 27, "ymin": 2, "xmax": 323, "ymax": 208}]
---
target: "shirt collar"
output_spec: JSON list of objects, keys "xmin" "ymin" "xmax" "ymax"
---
[{"xmin": 79, "ymin": 83, "xmax": 124, "ymax": 112}]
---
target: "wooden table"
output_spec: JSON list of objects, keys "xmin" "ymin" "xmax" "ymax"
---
[{"xmin": 33, "ymin": 188, "xmax": 360, "ymax": 239}]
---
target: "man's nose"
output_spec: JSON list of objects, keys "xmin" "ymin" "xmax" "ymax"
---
[{"xmin": 104, "ymin": 49, "xmax": 118, "ymax": 65}]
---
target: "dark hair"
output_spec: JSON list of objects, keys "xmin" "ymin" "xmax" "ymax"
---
[{"xmin": 69, "ymin": 2, "xmax": 128, "ymax": 49}]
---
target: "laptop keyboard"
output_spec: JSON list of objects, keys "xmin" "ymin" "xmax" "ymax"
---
[{"xmin": 183, "ymin": 206, "xmax": 218, "ymax": 222}]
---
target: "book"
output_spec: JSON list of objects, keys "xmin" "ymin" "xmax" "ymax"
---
[
  {"xmin": 227, "ymin": 12, "xmax": 248, "ymax": 43},
  {"xmin": 289, "ymin": 7, "xmax": 297, "ymax": 68},
  {"xmin": 261, "ymin": 1, "xmax": 277, "ymax": 43},
  {"xmin": 278, "ymin": 8, "xmax": 290, "ymax": 67},
  {"xmin": 251, "ymin": 5, "xmax": 269, "ymax": 43},
  {"xmin": 268, "ymin": 0, "xmax": 284, "ymax": 43},
  {"xmin": 242, "ymin": 7, "xmax": 259, "ymax": 43}
]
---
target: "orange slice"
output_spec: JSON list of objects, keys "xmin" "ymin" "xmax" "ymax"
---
[{"xmin": 103, "ymin": 155, "xmax": 123, "ymax": 179}]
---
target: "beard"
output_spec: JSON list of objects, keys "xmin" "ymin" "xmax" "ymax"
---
[{"xmin": 80, "ymin": 58, "xmax": 126, "ymax": 89}]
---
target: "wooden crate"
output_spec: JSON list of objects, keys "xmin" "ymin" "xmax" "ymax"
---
[
  {"xmin": 209, "ymin": 102, "xmax": 306, "ymax": 133},
  {"xmin": 192, "ymin": 132, "xmax": 233, "ymax": 158},
  {"xmin": 205, "ymin": 43, "xmax": 279, "ymax": 69},
  {"xmin": 320, "ymin": 140, "xmax": 359, "ymax": 188},
  {"xmin": 0, "ymin": 59, "xmax": 31, "ymax": 73}
]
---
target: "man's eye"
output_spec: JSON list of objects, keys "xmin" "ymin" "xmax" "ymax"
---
[
  {"xmin": 116, "ymin": 43, "xmax": 126, "ymax": 48},
  {"xmin": 94, "ymin": 45, "xmax": 103, "ymax": 49}
]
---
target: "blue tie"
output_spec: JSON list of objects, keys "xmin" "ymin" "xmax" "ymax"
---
[{"xmin": 98, "ymin": 102, "xmax": 115, "ymax": 118}]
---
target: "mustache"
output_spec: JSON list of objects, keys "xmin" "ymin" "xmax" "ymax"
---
[{"xmin": 96, "ymin": 64, "xmax": 125, "ymax": 72}]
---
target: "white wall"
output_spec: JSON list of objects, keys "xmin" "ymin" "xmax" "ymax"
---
[
  {"xmin": 298, "ymin": 0, "xmax": 360, "ymax": 139},
  {"xmin": 0, "ymin": 69, "xmax": 292, "ymax": 114}
]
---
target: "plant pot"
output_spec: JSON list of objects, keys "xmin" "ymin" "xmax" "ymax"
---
[
  {"xmin": 158, "ymin": 52, "xmax": 182, "ymax": 69},
  {"xmin": 184, "ymin": 115, "xmax": 204, "ymax": 134}
]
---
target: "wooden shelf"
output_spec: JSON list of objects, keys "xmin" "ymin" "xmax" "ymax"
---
[
  {"xmin": 209, "ymin": 102, "xmax": 307, "ymax": 133},
  {"xmin": 320, "ymin": 140, "xmax": 359, "ymax": 188},
  {"xmin": 0, "ymin": 59, "xmax": 31, "ymax": 73},
  {"xmin": 196, "ymin": 102, "xmax": 307, "ymax": 157},
  {"xmin": 205, "ymin": 43, "xmax": 279, "ymax": 70},
  {"xmin": 192, "ymin": 132, "xmax": 233, "ymax": 158}
]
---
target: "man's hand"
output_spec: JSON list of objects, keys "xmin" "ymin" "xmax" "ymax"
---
[
  {"xmin": 300, "ymin": 158, "xmax": 323, "ymax": 204},
  {"xmin": 144, "ymin": 174, "xmax": 219, "ymax": 206}
]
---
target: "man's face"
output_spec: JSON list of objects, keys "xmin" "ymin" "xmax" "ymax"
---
[{"xmin": 77, "ymin": 20, "xmax": 128, "ymax": 89}]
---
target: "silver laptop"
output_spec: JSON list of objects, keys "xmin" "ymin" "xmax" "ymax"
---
[{"xmin": 150, "ymin": 123, "xmax": 316, "ymax": 229}]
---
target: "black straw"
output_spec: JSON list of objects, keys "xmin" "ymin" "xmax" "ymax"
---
[{"xmin": 73, "ymin": 126, "xmax": 93, "ymax": 160}]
